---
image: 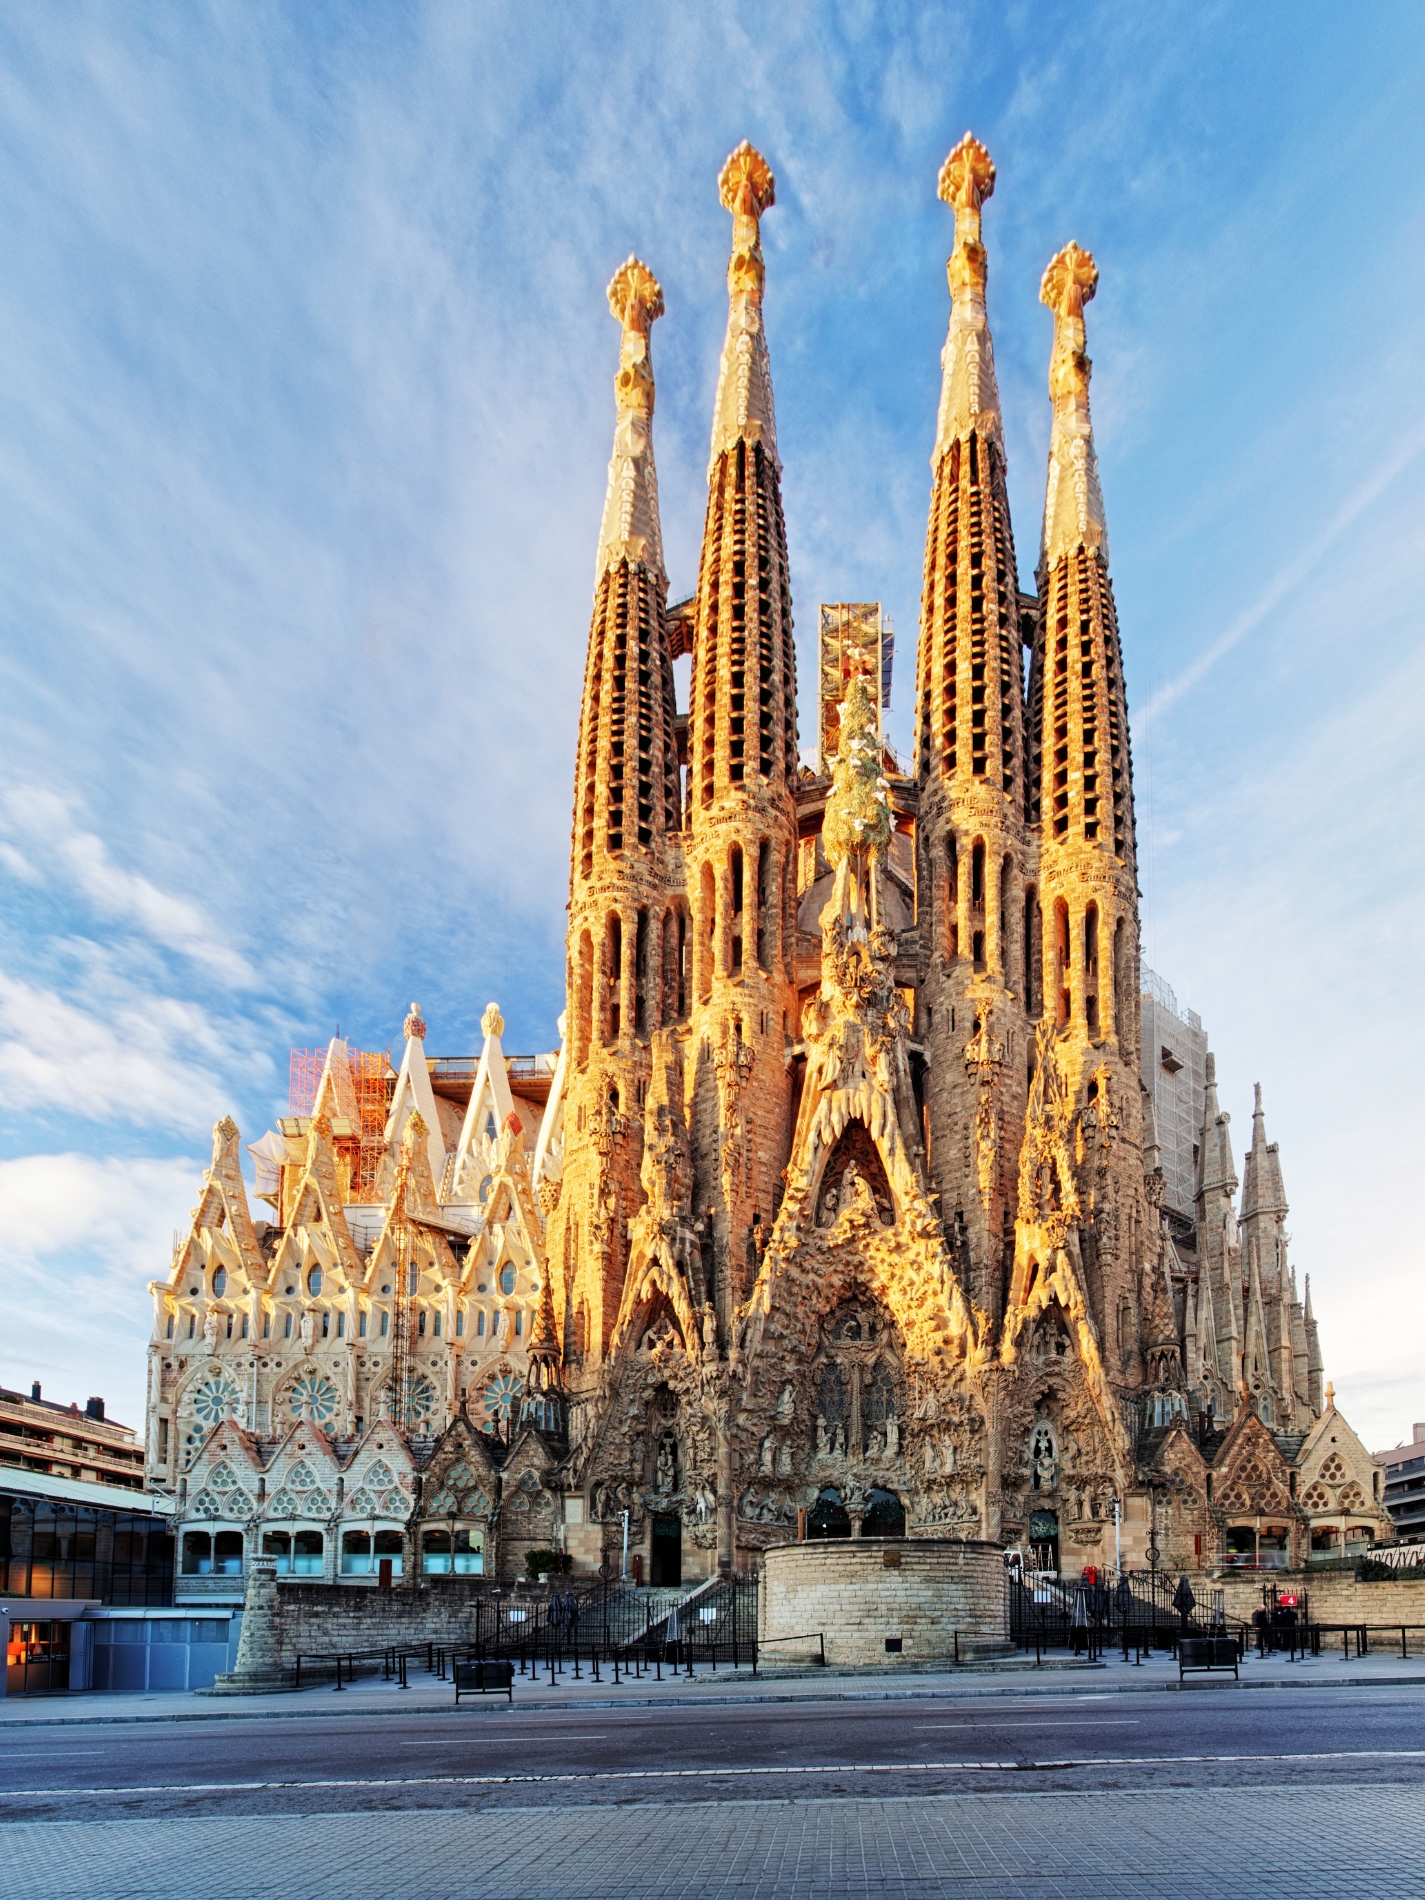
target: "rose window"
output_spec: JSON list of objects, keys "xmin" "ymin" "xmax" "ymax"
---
[
  {"xmin": 192, "ymin": 1378, "xmax": 241, "ymax": 1426},
  {"xmin": 481, "ymin": 1371, "xmax": 522, "ymax": 1424},
  {"xmin": 286, "ymin": 1375, "xmax": 339, "ymax": 1423}
]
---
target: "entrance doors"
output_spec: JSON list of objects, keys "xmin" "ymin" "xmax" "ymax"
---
[
  {"xmin": 1028, "ymin": 1509, "xmax": 1060, "ymax": 1575},
  {"xmin": 650, "ymin": 1514, "xmax": 682, "ymax": 1586},
  {"xmin": 6, "ymin": 1620, "xmax": 70, "ymax": 1694}
]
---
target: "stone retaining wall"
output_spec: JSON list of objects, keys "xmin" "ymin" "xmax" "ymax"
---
[
  {"xmin": 760, "ymin": 1538, "xmax": 1008, "ymax": 1667},
  {"xmin": 1210, "ymin": 1568, "xmax": 1425, "ymax": 1631},
  {"xmin": 212, "ymin": 1561, "xmax": 553, "ymax": 1689}
]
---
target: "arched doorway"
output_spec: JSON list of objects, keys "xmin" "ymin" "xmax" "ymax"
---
[
  {"xmin": 806, "ymin": 1487, "xmax": 852, "ymax": 1539},
  {"xmin": 862, "ymin": 1488, "xmax": 905, "ymax": 1537}
]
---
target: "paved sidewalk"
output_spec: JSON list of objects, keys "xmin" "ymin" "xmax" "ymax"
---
[
  {"xmin": 3, "ymin": 1647, "xmax": 1422, "ymax": 1726},
  {"xmin": 2, "ymin": 1784, "xmax": 1422, "ymax": 1898}
]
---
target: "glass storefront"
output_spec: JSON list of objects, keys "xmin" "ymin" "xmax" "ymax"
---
[{"xmin": 0, "ymin": 1492, "xmax": 174, "ymax": 1605}]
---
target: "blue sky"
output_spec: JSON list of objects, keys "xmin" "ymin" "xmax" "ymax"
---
[{"xmin": 1, "ymin": 1, "xmax": 1421, "ymax": 1449}]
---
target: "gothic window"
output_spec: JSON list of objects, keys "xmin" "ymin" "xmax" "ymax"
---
[
  {"xmin": 863, "ymin": 1361, "xmax": 897, "ymax": 1426},
  {"xmin": 307, "ymin": 1266, "xmax": 323, "ymax": 1297},
  {"xmin": 211, "ymin": 1267, "xmax": 227, "ymax": 1298}
]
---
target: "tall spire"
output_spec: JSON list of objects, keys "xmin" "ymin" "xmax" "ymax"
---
[
  {"xmin": 595, "ymin": 258, "xmax": 667, "ymax": 580},
  {"xmin": 915, "ymin": 132, "xmax": 1022, "ymax": 796},
  {"xmin": 932, "ymin": 132, "xmax": 1002, "ymax": 461},
  {"xmin": 683, "ymin": 138, "xmax": 799, "ymax": 1318},
  {"xmin": 1027, "ymin": 242, "xmax": 1133, "ymax": 866},
  {"xmin": 573, "ymin": 258, "xmax": 680, "ymax": 883},
  {"xmin": 708, "ymin": 141, "xmax": 779, "ymax": 475},
  {"xmin": 1039, "ymin": 242, "xmax": 1108, "ymax": 572},
  {"xmin": 690, "ymin": 139, "xmax": 798, "ymax": 809}
]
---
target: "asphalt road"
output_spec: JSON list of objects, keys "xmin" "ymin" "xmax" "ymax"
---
[{"xmin": 3, "ymin": 1683, "xmax": 1423, "ymax": 1821}]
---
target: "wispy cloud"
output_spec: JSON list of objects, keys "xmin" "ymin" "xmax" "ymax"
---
[
  {"xmin": 1140, "ymin": 423, "xmax": 1425, "ymax": 729},
  {"xmin": 0, "ymin": 786, "xmax": 254, "ymax": 985}
]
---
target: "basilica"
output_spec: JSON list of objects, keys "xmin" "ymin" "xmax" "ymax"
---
[{"xmin": 149, "ymin": 136, "xmax": 1386, "ymax": 1596}]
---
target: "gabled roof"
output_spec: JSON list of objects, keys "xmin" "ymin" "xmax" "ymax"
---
[
  {"xmin": 168, "ymin": 1117, "xmax": 267, "ymax": 1290},
  {"xmin": 269, "ymin": 1118, "xmax": 364, "ymax": 1287},
  {"xmin": 447, "ymin": 1004, "xmax": 518, "ymax": 1205},
  {"xmin": 377, "ymin": 1010, "xmax": 447, "ymax": 1198}
]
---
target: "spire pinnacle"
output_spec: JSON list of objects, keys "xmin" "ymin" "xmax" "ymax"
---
[
  {"xmin": 932, "ymin": 132, "xmax": 1002, "ymax": 463},
  {"xmin": 1039, "ymin": 241, "xmax": 1109, "ymax": 570},
  {"xmin": 709, "ymin": 141, "xmax": 779, "ymax": 474},
  {"xmin": 595, "ymin": 256, "xmax": 666, "ymax": 581}
]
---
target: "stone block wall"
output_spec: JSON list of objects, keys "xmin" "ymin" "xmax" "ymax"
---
[
  {"xmin": 760, "ymin": 1537, "xmax": 1008, "ymax": 1667},
  {"xmin": 1212, "ymin": 1567, "xmax": 1425, "ymax": 1634}
]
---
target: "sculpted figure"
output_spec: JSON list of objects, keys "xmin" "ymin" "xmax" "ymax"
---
[
  {"xmin": 202, "ymin": 1312, "xmax": 219, "ymax": 1353},
  {"xmin": 816, "ymin": 1415, "xmax": 829, "ymax": 1455}
]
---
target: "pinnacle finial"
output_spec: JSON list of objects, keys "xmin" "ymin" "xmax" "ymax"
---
[
  {"xmin": 606, "ymin": 257, "xmax": 663, "ymax": 418},
  {"xmin": 939, "ymin": 133, "xmax": 995, "ymax": 301},
  {"xmin": 938, "ymin": 131, "xmax": 995, "ymax": 213},
  {"xmin": 481, "ymin": 1001, "xmax": 505, "ymax": 1041},
  {"xmin": 708, "ymin": 141, "xmax": 780, "ymax": 472},
  {"xmin": 403, "ymin": 1001, "xmax": 426, "ymax": 1041},
  {"xmin": 1040, "ymin": 241, "xmax": 1098, "ymax": 321},
  {"xmin": 1038, "ymin": 240, "xmax": 1108, "ymax": 567},
  {"xmin": 719, "ymin": 140, "xmax": 775, "ymax": 221}
]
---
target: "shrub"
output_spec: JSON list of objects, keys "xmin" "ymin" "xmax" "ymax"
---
[{"xmin": 524, "ymin": 1548, "xmax": 572, "ymax": 1580}]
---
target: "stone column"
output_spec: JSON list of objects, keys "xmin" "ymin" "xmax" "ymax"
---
[{"xmin": 207, "ymin": 1559, "xmax": 289, "ymax": 1694}]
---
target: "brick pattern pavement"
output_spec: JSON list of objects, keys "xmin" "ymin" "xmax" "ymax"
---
[{"xmin": 2, "ymin": 1785, "xmax": 1422, "ymax": 1897}]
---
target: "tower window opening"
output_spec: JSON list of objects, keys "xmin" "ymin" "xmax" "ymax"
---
[
  {"xmin": 1084, "ymin": 902, "xmax": 1100, "ymax": 1034},
  {"xmin": 1055, "ymin": 898, "xmax": 1070, "ymax": 1023},
  {"xmin": 699, "ymin": 861, "xmax": 716, "ymax": 1000},
  {"xmin": 730, "ymin": 844, "xmax": 744, "ymax": 974},
  {"xmin": 970, "ymin": 840, "xmax": 985, "ymax": 910},
  {"xmin": 756, "ymin": 839, "xmax": 772, "ymax": 971},
  {"xmin": 1024, "ymin": 885, "xmax": 1041, "ymax": 1016},
  {"xmin": 634, "ymin": 907, "xmax": 649, "ymax": 1036},
  {"xmin": 606, "ymin": 913, "xmax": 622, "ymax": 1041}
]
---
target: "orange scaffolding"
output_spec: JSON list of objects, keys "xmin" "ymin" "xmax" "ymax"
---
[{"xmin": 288, "ymin": 1043, "xmax": 393, "ymax": 1200}]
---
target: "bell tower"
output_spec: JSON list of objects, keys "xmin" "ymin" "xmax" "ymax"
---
[
  {"xmin": 913, "ymin": 134, "xmax": 1033, "ymax": 1335},
  {"xmin": 554, "ymin": 257, "xmax": 682, "ymax": 1367},
  {"xmin": 683, "ymin": 141, "xmax": 800, "ymax": 1335}
]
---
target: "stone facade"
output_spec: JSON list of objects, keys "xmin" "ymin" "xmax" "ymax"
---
[
  {"xmin": 761, "ymin": 1539, "xmax": 1009, "ymax": 1665},
  {"xmin": 147, "ymin": 135, "xmax": 1389, "ymax": 1598}
]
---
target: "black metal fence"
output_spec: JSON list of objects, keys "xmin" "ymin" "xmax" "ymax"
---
[{"xmin": 1009, "ymin": 1568, "xmax": 1247, "ymax": 1661}]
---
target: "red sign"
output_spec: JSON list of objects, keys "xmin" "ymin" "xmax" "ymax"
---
[{"xmin": 1277, "ymin": 1593, "xmax": 1298, "ymax": 1608}]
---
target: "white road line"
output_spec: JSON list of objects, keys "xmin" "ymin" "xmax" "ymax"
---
[
  {"xmin": 913, "ymin": 1721, "xmax": 1140, "ymax": 1729},
  {"xmin": 3, "ymin": 1748, "xmax": 1423, "ymax": 1798}
]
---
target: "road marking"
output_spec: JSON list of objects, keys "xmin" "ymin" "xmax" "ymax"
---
[
  {"xmin": 4, "ymin": 1749, "xmax": 1424, "ymax": 1798},
  {"xmin": 405, "ymin": 1734, "xmax": 611, "ymax": 1745},
  {"xmin": 913, "ymin": 1721, "xmax": 1140, "ymax": 1729}
]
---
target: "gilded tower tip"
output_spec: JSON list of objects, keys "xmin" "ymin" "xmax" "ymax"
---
[
  {"xmin": 1038, "ymin": 240, "xmax": 1108, "ymax": 570},
  {"xmin": 709, "ymin": 140, "xmax": 779, "ymax": 474},
  {"xmin": 938, "ymin": 132, "xmax": 995, "ymax": 296},
  {"xmin": 719, "ymin": 140, "xmax": 776, "ymax": 222},
  {"xmin": 607, "ymin": 256, "xmax": 664, "ymax": 416},
  {"xmin": 932, "ymin": 132, "xmax": 1002, "ymax": 464},
  {"xmin": 596, "ymin": 257, "xmax": 666, "ymax": 579}
]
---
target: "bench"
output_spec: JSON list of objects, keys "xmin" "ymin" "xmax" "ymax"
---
[
  {"xmin": 454, "ymin": 1659, "xmax": 515, "ymax": 1705},
  {"xmin": 1178, "ymin": 1635, "xmax": 1240, "ymax": 1681}
]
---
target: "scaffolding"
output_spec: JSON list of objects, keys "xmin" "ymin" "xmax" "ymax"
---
[
  {"xmin": 288, "ymin": 1042, "xmax": 393, "ymax": 1201},
  {"xmin": 817, "ymin": 602, "xmax": 894, "ymax": 771}
]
